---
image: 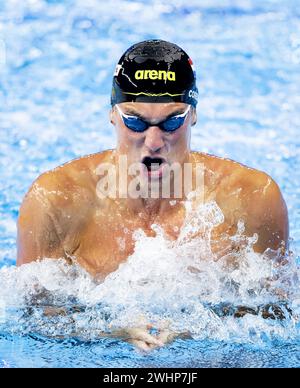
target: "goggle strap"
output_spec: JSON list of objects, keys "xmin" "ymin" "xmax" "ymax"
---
[{"xmin": 115, "ymin": 104, "xmax": 190, "ymax": 124}]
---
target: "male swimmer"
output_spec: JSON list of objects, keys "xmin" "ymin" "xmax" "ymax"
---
[{"xmin": 17, "ymin": 40, "xmax": 289, "ymax": 350}]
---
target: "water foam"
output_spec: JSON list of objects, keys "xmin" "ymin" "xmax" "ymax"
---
[{"xmin": 0, "ymin": 200, "xmax": 299, "ymax": 343}]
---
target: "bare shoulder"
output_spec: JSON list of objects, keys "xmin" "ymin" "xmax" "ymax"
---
[
  {"xmin": 25, "ymin": 150, "xmax": 114, "ymax": 202},
  {"xmin": 191, "ymin": 151, "xmax": 289, "ymax": 252},
  {"xmin": 191, "ymin": 151, "xmax": 282, "ymax": 195},
  {"xmin": 17, "ymin": 150, "xmax": 113, "ymax": 265},
  {"xmin": 18, "ymin": 150, "xmax": 114, "ymax": 238}
]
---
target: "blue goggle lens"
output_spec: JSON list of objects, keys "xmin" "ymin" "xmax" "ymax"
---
[
  {"xmin": 123, "ymin": 117, "xmax": 148, "ymax": 132},
  {"xmin": 160, "ymin": 116, "xmax": 185, "ymax": 132}
]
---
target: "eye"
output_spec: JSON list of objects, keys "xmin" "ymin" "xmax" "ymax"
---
[
  {"xmin": 162, "ymin": 116, "xmax": 184, "ymax": 131},
  {"xmin": 124, "ymin": 116, "xmax": 148, "ymax": 132}
]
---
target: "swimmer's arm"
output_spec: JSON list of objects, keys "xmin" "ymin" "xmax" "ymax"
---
[
  {"xmin": 42, "ymin": 307, "xmax": 188, "ymax": 351},
  {"xmin": 245, "ymin": 175, "xmax": 289, "ymax": 254},
  {"xmin": 17, "ymin": 177, "xmax": 67, "ymax": 265},
  {"xmin": 211, "ymin": 176, "xmax": 288, "ymax": 259}
]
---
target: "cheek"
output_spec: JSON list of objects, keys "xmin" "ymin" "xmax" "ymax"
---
[
  {"xmin": 118, "ymin": 128, "xmax": 144, "ymax": 148},
  {"xmin": 167, "ymin": 128, "xmax": 189, "ymax": 146}
]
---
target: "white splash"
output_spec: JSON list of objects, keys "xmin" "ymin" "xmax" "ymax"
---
[{"xmin": 0, "ymin": 200, "xmax": 299, "ymax": 343}]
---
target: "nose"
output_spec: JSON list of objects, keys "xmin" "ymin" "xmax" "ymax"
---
[{"xmin": 144, "ymin": 126, "xmax": 165, "ymax": 153}]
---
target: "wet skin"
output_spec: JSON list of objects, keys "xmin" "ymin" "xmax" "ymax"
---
[{"xmin": 17, "ymin": 102, "xmax": 289, "ymax": 276}]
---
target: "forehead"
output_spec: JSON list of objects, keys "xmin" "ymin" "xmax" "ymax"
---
[{"xmin": 118, "ymin": 102, "xmax": 188, "ymax": 117}]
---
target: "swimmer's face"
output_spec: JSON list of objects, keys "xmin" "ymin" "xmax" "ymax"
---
[{"xmin": 110, "ymin": 102, "xmax": 197, "ymax": 168}]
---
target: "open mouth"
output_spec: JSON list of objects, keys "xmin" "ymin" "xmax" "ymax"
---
[{"xmin": 142, "ymin": 156, "xmax": 166, "ymax": 172}]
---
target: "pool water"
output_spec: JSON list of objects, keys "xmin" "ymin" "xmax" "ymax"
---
[{"xmin": 0, "ymin": 0, "xmax": 300, "ymax": 368}]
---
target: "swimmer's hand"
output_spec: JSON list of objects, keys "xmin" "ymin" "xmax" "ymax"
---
[
  {"xmin": 110, "ymin": 323, "xmax": 191, "ymax": 352},
  {"xmin": 38, "ymin": 304, "xmax": 190, "ymax": 351},
  {"xmin": 113, "ymin": 325, "xmax": 164, "ymax": 351}
]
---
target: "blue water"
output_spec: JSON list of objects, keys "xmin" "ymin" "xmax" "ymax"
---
[{"xmin": 0, "ymin": 0, "xmax": 300, "ymax": 368}]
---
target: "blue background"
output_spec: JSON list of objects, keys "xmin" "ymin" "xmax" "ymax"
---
[{"xmin": 0, "ymin": 0, "xmax": 299, "ymax": 367}]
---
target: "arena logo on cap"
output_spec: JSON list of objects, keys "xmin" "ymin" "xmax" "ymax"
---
[{"xmin": 135, "ymin": 70, "xmax": 176, "ymax": 81}]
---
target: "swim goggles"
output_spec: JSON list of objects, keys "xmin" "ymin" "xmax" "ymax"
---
[{"xmin": 115, "ymin": 104, "xmax": 191, "ymax": 133}]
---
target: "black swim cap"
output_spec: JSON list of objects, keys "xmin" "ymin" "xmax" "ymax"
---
[{"xmin": 111, "ymin": 39, "xmax": 198, "ymax": 107}]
